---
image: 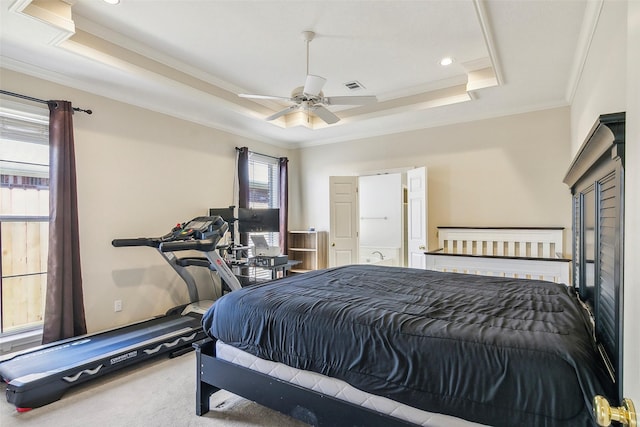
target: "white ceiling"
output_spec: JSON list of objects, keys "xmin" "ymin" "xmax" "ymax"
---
[{"xmin": 0, "ymin": 0, "xmax": 593, "ymax": 148}]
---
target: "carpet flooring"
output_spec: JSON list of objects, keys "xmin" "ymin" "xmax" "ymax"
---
[{"xmin": 0, "ymin": 351, "xmax": 308, "ymax": 427}]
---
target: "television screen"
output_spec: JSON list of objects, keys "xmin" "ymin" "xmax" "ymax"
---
[
  {"xmin": 238, "ymin": 208, "xmax": 280, "ymax": 233},
  {"xmin": 209, "ymin": 207, "xmax": 235, "ymax": 223}
]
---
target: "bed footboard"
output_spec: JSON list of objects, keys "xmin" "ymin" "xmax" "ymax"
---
[
  {"xmin": 425, "ymin": 227, "xmax": 571, "ymax": 285},
  {"xmin": 193, "ymin": 338, "xmax": 417, "ymax": 426}
]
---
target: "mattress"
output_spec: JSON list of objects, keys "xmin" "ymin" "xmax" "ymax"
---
[
  {"xmin": 202, "ymin": 264, "xmax": 615, "ymax": 426},
  {"xmin": 216, "ymin": 340, "xmax": 485, "ymax": 427}
]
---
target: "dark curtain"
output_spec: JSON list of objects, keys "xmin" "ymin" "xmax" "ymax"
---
[
  {"xmin": 279, "ymin": 157, "xmax": 289, "ymax": 253},
  {"xmin": 237, "ymin": 147, "xmax": 250, "ymax": 246},
  {"xmin": 42, "ymin": 101, "xmax": 87, "ymax": 344}
]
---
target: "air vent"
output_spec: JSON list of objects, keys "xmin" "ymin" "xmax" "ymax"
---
[{"xmin": 344, "ymin": 81, "xmax": 365, "ymax": 91}]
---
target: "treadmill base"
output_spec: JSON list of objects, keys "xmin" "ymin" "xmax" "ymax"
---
[{"xmin": 1, "ymin": 314, "xmax": 205, "ymax": 411}]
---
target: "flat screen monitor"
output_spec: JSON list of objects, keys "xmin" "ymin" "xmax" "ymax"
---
[
  {"xmin": 238, "ymin": 208, "xmax": 279, "ymax": 233},
  {"xmin": 209, "ymin": 207, "xmax": 235, "ymax": 223}
]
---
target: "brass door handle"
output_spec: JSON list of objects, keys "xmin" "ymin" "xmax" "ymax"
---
[
  {"xmin": 331, "ymin": 243, "xmax": 335, "ymax": 247},
  {"xmin": 419, "ymin": 245, "xmax": 426, "ymax": 250},
  {"xmin": 594, "ymin": 395, "xmax": 637, "ymax": 426}
]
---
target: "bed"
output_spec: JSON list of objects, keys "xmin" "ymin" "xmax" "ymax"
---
[
  {"xmin": 198, "ymin": 264, "xmax": 614, "ymax": 426},
  {"xmin": 194, "ymin": 112, "xmax": 625, "ymax": 427}
]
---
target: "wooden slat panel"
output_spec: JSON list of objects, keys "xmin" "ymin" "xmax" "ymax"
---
[
  {"xmin": 530, "ymin": 242, "xmax": 539, "ymax": 258},
  {"xmin": 542, "ymin": 242, "xmax": 551, "ymax": 258},
  {"xmin": 596, "ymin": 171, "xmax": 618, "ymax": 379},
  {"xmin": 436, "ymin": 227, "xmax": 564, "ymax": 259},
  {"xmin": 0, "ymin": 187, "xmax": 49, "ymax": 332}
]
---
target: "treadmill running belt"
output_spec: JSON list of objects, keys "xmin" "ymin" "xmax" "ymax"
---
[{"xmin": 0, "ymin": 315, "xmax": 198, "ymax": 381}]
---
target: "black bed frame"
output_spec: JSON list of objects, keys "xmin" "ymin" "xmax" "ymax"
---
[
  {"xmin": 193, "ymin": 338, "xmax": 417, "ymax": 426},
  {"xmin": 193, "ymin": 112, "xmax": 626, "ymax": 426}
]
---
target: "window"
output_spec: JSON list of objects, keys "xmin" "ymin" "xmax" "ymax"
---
[
  {"xmin": 0, "ymin": 101, "xmax": 49, "ymax": 336},
  {"xmin": 247, "ymin": 151, "xmax": 280, "ymax": 257}
]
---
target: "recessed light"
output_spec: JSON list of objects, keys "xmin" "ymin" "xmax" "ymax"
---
[
  {"xmin": 103, "ymin": 0, "xmax": 120, "ymax": 4},
  {"xmin": 439, "ymin": 57, "xmax": 454, "ymax": 66}
]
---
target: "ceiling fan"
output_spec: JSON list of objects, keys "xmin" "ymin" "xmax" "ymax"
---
[{"xmin": 239, "ymin": 31, "xmax": 377, "ymax": 125}]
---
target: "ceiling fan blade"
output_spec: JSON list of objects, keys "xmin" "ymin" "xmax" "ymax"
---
[
  {"xmin": 303, "ymin": 75, "xmax": 326, "ymax": 96},
  {"xmin": 311, "ymin": 105, "xmax": 340, "ymax": 124},
  {"xmin": 239, "ymin": 93, "xmax": 292, "ymax": 101},
  {"xmin": 323, "ymin": 95, "xmax": 378, "ymax": 105},
  {"xmin": 265, "ymin": 105, "xmax": 298, "ymax": 121}
]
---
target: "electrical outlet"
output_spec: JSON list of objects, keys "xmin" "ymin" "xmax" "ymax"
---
[{"xmin": 114, "ymin": 300, "xmax": 122, "ymax": 312}]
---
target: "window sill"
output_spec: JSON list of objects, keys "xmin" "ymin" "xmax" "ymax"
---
[{"xmin": 0, "ymin": 329, "xmax": 43, "ymax": 357}]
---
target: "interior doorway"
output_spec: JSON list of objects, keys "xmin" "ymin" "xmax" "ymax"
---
[{"xmin": 329, "ymin": 167, "xmax": 427, "ymax": 268}]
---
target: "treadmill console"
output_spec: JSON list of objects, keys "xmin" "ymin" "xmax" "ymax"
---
[
  {"xmin": 172, "ymin": 216, "xmax": 226, "ymax": 241},
  {"xmin": 112, "ymin": 216, "xmax": 229, "ymax": 252}
]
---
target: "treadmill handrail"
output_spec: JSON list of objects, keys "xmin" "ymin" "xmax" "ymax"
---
[
  {"xmin": 112, "ymin": 238, "xmax": 163, "ymax": 248},
  {"xmin": 160, "ymin": 238, "xmax": 218, "ymax": 252}
]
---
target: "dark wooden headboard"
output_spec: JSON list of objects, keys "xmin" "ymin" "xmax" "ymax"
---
[{"xmin": 563, "ymin": 112, "xmax": 625, "ymax": 401}]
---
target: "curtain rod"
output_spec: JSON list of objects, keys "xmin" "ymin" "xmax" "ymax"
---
[
  {"xmin": 235, "ymin": 146, "xmax": 285, "ymax": 161},
  {"xmin": 0, "ymin": 90, "xmax": 93, "ymax": 114}
]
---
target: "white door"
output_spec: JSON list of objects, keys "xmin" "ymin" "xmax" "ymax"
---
[
  {"xmin": 407, "ymin": 167, "xmax": 427, "ymax": 269},
  {"xmin": 329, "ymin": 176, "xmax": 358, "ymax": 267}
]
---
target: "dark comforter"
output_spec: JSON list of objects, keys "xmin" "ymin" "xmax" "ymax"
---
[{"xmin": 202, "ymin": 265, "xmax": 614, "ymax": 426}]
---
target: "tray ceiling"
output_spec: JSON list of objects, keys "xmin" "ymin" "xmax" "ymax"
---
[{"xmin": 0, "ymin": 0, "xmax": 595, "ymax": 147}]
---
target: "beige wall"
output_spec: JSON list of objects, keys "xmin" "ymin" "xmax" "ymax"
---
[
  {"xmin": 1, "ymin": 68, "xmax": 291, "ymax": 333},
  {"xmin": 295, "ymin": 107, "xmax": 573, "ymax": 253}
]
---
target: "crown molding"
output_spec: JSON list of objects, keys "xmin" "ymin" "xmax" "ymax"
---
[
  {"xmin": 565, "ymin": 0, "xmax": 604, "ymax": 104},
  {"xmin": 472, "ymin": 0, "xmax": 503, "ymax": 86}
]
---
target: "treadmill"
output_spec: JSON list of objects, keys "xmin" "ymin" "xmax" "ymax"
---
[{"xmin": 0, "ymin": 216, "xmax": 241, "ymax": 411}]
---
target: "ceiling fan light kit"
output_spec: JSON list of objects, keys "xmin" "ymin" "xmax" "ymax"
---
[
  {"xmin": 239, "ymin": 30, "xmax": 377, "ymax": 128},
  {"xmin": 303, "ymin": 75, "xmax": 326, "ymax": 97}
]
